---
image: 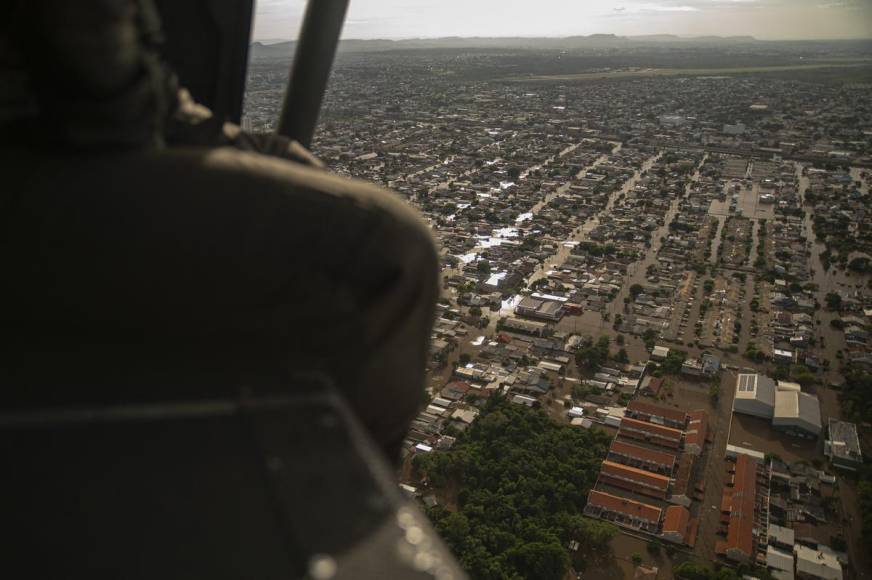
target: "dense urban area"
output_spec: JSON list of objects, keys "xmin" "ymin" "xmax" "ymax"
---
[{"xmin": 246, "ymin": 36, "xmax": 872, "ymax": 580}]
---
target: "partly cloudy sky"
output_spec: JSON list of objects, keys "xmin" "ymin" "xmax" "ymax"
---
[{"xmin": 252, "ymin": 0, "xmax": 872, "ymax": 42}]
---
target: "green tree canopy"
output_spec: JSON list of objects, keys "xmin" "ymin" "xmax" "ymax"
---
[{"xmin": 416, "ymin": 397, "xmax": 614, "ymax": 579}]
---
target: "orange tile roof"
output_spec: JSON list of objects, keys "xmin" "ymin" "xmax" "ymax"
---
[
  {"xmin": 720, "ymin": 454, "xmax": 757, "ymax": 560},
  {"xmin": 663, "ymin": 505, "xmax": 690, "ymax": 536},
  {"xmin": 601, "ymin": 460, "xmax": 671, "ymax": 491},
  {"xmin": 627, "ymin": 400, "xmax": 688, "ymax": 423},
  {"xmin": 610, "ymin": 439, "xmax": 678, "ymax": 468},
  {"xmin": 685, "ymin": 409, "xmax": 709, "ymax": 448},
  {"xmin": 686, "ymin": 517, "xmax": 699, "ymax": 548},
  {"xmin": 587, "ymin": 490, "xmax": 662, "ymax": 523},
  {"xmin": 671, "ymin": 453, "xmax": 695, "ymax": 495},
  {"xmin": 620, "ymin": 417, "xmax": 683, "ymax": 442}
]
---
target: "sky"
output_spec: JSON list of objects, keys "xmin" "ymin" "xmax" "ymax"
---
[{"xmin": 252, "ymin": 0, "xmax": 872, "ymax": 42}]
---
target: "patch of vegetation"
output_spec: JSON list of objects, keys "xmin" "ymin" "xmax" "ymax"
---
[
  {"xmin": 840, "ymin": 370, "xmax": 872, "ymax": 424},
  {"xmin": 642, "ymin": 328, "xmax": 658, "ymax": 351},
  {"xmin": 674, "ymin": 561, "xmax": 774, "ymax": 580},
  {"xmin": 416, "ymin": 397, "xmax": 615, "ymax": 580},
  {"xmin": 857, "ymin": 470, "xmax": 872, "ymax": 544},
  {"xmin": 848, "ymin": 256, "xmax": 870, "ymax": 273},
  {"xmin": 709, "ymin": 383, "xmax": 720, "ymax": 405},
  {"xmin": 576, "ymin": 335, "xmax": 611, "ymax": 372},
  {"xmin": 661, "ymin": 349, "xmax": 687, "ymax": 374}
]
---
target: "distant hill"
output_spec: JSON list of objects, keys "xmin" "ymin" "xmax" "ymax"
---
[{"xmin": 248, "ymin": 34, "xmax": 764, "ymax": 59}]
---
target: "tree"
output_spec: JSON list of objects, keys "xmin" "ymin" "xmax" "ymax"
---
[
  {"xmin": 507, "ymin": 166, "xmax": 522, "ymax": 181},
  {"xmin": 507, "ymin": 541, "xmax": 569, "ymax": 580},
  {"xmin": 825, "ymin": 292, "xmax": 842, "ymax": 311},
  {"xmin": 615, "ymin": 348, "xmax": 629, "ymax": 364},
  {"xmin": 661, "ymin": 350, "xmax": 687, "ymax": 374},
  {"xmin": 709, "ymin": 384, "xmax": 720, "ymax": 405},
  {"xmin": 647, "ymin": 539, "xmax": 661, "ymax": 556},
  {"xmin": 576, "ymin": 336, "xmax": 610, "ymax": 372},
  {"xmin": 631, "ymin": 553, "xmax": 643, "ymax": 566},
  {"xmin": 420, "ymin": 398, "xmax": 613, "ymax": 579},
  {"xmin": 848, "ymin": 256, "xmax": 870, "ymax": 273},
  {"xmin": 629, "ymin": 284, "xmax": 644, "ymax": 299},
  {"xmin": 840, "ymin": 370, "xmax": 872, "ymax": 424}
]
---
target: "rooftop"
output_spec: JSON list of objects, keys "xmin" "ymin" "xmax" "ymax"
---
[
  {"xmin": 735, "ymin": 373, "xmax": 776, "ymax": 405},
  {"xmin": 627, "ymin": 400, "xmax": 688, "ymax": 424},
  {"xmin": 826, "ymin": 418, "xmax": 863, "ymax": 464},
  {"xmin": 610, "ymin": 439, "xmax": 677, "ymax": 468},
  {"xmin": 586, "ymin": 489, "xmax": 662, "ymax": 523},
  {"xmin": 601, "ymin": 460, "xmax": 671, "ymax": 491},
  {"xmin": 620, "ymin": 417, "xmax": 683, "ymax": 441}
]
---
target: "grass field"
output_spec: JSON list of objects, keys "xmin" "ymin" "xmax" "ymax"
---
[{"xmin": 504, "ymin": 61, "xmax": 872, "ymax": 82}]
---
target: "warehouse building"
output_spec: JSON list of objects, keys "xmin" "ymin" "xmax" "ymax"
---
[
  {"xmin": 733, "ymin": 373, "xmax": 776, "ymax": 418},
  {"xmin": 772, "ymin": 390, "xmax": 822, "ymax": 438}
]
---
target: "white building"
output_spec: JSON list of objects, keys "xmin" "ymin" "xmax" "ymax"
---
[
  {"xmin": 794, "ymin": 544, "xmax": 842, "ymax": 580},
  {"xmin": 767, "ymin": 546, "xmax": 795, "ymax": 580},
  {"xmin": 825, "ymin": 419, "xmax": 863, "ymax": 471},
  {"xmin": 773, "ymin": 391, "xmax": 822, "ymax": 438},
  {"xmin": 733, "ymin": 373, "xmax": 776, "ymax": 418},
  {"xmin": 651, "ymin": 345, "xmax": 670, "ymax": 361}
]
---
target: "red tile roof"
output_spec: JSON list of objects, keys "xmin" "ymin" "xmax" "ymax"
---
[
  {"xmin": 601, "ymin": 460, "xmax": 671, "ymax": 491},
  {"xmin": 627, "ymin": 400, "xmax": 688, "ymax": 424},
  {"xmin": 670, "ymin": 453, "xmax": 695, "ymax": 496},
  {"xmin": 587, "ymin": 490, "xmax": 662, "ymax": 524},
  {"xmin": 663, "ymin": 505, "xmax": 690, "ymax": 538},
  {"xmin": 610, "ymin": 439, "xmax": 677, "ymax": 470},
  {"xmin": 620, "ymin": 417, "xmax": 683, "ymax": 447},
  {"xmin": 719, "ymin": 454, "xmax": 758, "ymax": 560},
  {"xmin": 685, "ymin": 409, "xmax": 709, "ymax": 450},
  {"xmin": 643, "ymin": 377, "xmax": 665, "ymax": 394}
]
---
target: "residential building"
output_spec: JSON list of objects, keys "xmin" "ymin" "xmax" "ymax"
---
[
  {"xmin": 584, "ymin": 490, "xmax": 662, "ymax": 533},
  {"xmin": 626, "ymin": 400, "xmax": 688, "ymax": 429},
  {"xmin": 619, "ymin": 417, "xmax": 683, "ymax": 449},
  {"xmin": 608, "ymin": 439, "xmax": 677, "ymax": 475},
  {"xmin": 716, "ymin": 454, "xmax": 758, "ymax": 563},
  {"xmin": 599, "ymin": 460, "xmax": 671, "ymax": 499},
  {"xmin": 825, "ymin": 419, "xmax": 863, "ymax": 471},
  {"xmin": 684, "ymin": 410, "xmax": 709, "ymax": 455},
  {"xmin": 661, "ymin": 506, "xmax": 691, "ymax": 544},
  {"xmin": 794, "ymin": 544, "xmax": 843, "ymax": 580}
]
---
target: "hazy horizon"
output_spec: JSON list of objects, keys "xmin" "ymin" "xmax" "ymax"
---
[{"xmin": 253, "ymin": 0, "xmax": 872, "ymax": 43}]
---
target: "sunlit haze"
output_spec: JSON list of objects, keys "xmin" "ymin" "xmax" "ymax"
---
[{"xmin": 253, "ymin": 0, "xmax": 872, "ymax": 42}]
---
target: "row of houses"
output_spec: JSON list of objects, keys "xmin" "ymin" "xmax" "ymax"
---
[
  {"xmin": 583, "ymin": 400, "xmax": 711, "ymax": 547},
  {"xmin": 716, "ymin": 451, "xmax": 849, "ymax": 580}
]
